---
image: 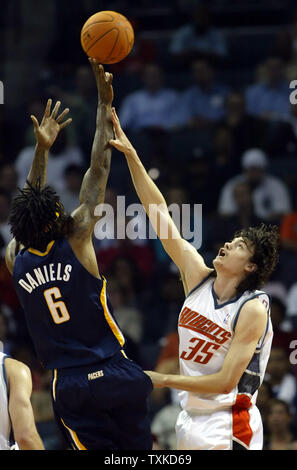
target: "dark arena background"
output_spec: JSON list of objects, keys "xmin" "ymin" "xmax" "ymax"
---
[{"xmin": 1, "ymin": 0, "xmax": 297, "ymax": 451}]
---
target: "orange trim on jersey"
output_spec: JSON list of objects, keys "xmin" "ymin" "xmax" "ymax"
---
[
  {"xmin": 232, "ymin": 394, "xmax": 253, "ymax": 448},
  {"xmin": 28, "ymin": 240, "xmax": 55, "ymax": 256},
  {"xmin": 100, "ymin": 278, "xmax": 125, "ymax": 347}
]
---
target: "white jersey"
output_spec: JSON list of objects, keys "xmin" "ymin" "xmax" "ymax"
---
[
  {"xmin": 0, "ymin": 353, "xmax": 12, "ymax": 450},
  {"xmin": 178, "ymin": 273, "xmax": 273, "ymax": 414}
]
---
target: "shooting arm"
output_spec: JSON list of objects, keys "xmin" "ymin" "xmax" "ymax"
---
[
  {"xmin": 109, "ymin": 108, "xmax": 210, "ymax": 287},
  {"xmin": 72, "ymin": 61, "xmax": 114, "ymax": 239}
]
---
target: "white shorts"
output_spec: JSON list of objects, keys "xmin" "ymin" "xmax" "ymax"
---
[{"xmin": 176, "ymin": 405, "xmax": 263, "ymax": 450}]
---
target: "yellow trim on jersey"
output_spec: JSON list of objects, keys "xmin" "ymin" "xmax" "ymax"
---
[
  {"xmin": 100, "ymin": 278, "xmax": 125, "ymax": 347},
  {"xmin": 52, "ymin": 369, "xmax": 57, "ymax": 401},
  {"xmin": 121, "ymin": 350, "xmax": 128, "ymax": 358},
  {"xmin": 28, "ymin": 240, "xmax": 55, "ymax": 256},
  {"xmin": 61, "ymin": 418, "xmax": 87, "ymax": 450}
]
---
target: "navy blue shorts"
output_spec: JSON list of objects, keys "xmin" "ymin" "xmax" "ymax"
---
[{"xmin": 51, "ymin": 351, "xmax": 153, "ymax": 450}]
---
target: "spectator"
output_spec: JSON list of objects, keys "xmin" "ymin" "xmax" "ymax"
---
[
  {"xmin": 48, "ymin": 65, "xmax": 97, "ymax": 157},
  {"xmin": 216, "ymin": 91, "xmax": 267, "ymax": 158},
  {"xmin": 245, "ymin": 57, "xmax": 291, "ymax": 121},
  {"xmin": 269, "ymin": 297, "xmax": 297, "ymax": 370},
  {"xmin": 265, "ymin": 346, "xmax": 297, "ymax": 410},
  {"xmin": 15, "ymin": 127, "xmax": 84, "ymax": 193},
  {"xmin": 0, "ymin": 164, "xmax": 18, "ymax": 199},
  {"xmin": 169, "ymin": 3, "xmax": 228, "ymax": 66},
  {"xmin": 59, "ymin": 164, "xmax": 84, "ymax": 214},
  {"xmin": 118, "ymin": 63, "xmax": 181, "ymax": 132},
  {"xmin": 207, "ymin": 180, "xmax": 262, "ymax": 254},
  {"xmin": 218, "ymin": 148, "xmax": 292, "ymax": 222},
  {"xmin": 263, "ymin": 399, "xmax": 297, "ymax": 450},
  {"xmin": 180, "ymin": 59, "xmax": 229, "ymax": 128}
]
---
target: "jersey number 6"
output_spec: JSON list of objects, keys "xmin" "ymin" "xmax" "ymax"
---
[{"xmin": 44, "ymin": 287, "xmax": 70, "ymax": 324}]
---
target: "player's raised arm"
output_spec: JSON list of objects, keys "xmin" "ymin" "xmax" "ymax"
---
[
  {"xmin": 109, "ymin": 108, "xmax": 211, "ymax": 294},
  {"xmin": 5, "ymin": 100, "xmax": 72, "ymax": 274},
  {"xmin": 71, "ymin": 60, "xmax": 114, "ymax": 240},
  {"xmin": 26, "ymin": 99, "xmax": 72, "ymax": 188}
]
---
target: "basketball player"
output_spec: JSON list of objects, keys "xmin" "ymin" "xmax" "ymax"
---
[
  {"xmin": 0, "ymin": 350, "xmax": 44, "ymax": 450},
  {"xmin": 109, "ymin": 107, "xmax": 279, "ymax": 450},
  {"xmin": 5, "ymin": 60, "xmax": 152, "ymax": 450}
]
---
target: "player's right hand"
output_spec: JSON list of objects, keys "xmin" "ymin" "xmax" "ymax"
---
[{"xmin": 109, "ymin": 107, "xmax": 134, "ymax": 155}]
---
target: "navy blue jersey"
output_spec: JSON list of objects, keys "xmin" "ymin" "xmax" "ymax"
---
[{"xmin": 13, "ymin": 238, "xmax": 125, "ymax": 370}]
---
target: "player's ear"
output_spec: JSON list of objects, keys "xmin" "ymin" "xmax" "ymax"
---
[{"xmin": 245, "ymin": 262, "xmax": 257, "ymax": 273}]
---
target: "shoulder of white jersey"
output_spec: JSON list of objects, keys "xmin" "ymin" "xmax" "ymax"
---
[
  {"xmin": 231, "ymin": 290, "xmax": 270, "ymax": 331},
  {"xmin": 185, "ymin": 271, "xmax": 215, "ymax": 299},
  {"xmin": 231, "ymin": 289, "xmax": 271, "ymax": 349}
]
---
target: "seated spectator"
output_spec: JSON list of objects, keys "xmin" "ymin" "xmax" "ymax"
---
[
  {"xmin": 169, "ymin": 3, "xmax": 228, "ymax": 66},
  {"xmin": 263, "ymin": 399, "xmax": 297, "ymax": 450},
  {"xmin": 218, "ymin": 148, "xmax": 292, "ymax": 222},
  {"xmin": 265, "ymin": 346, "xmax": 297, "ymax": 411},
  {"xmin": 15, "ymin": 127, "xmax": 84, "ymax": 193},
  {"xmin": 48, "ymin": 65, "xmax": 97, "ymax": 157},
  {"xmin": 0, "ymin": 164, "xmax": 18, "ymax": 199},
  {"xmin": 245, "ymin": 56, "xmax": 291, "ymax": 121},
  {"xmin": 179, "ymin": 59, "xmax": 229, "ymax": 128},
  {"xmin": 59, "ymin": 164, "xmax": 84, "ymax": 214},
  {"xmin": 207, "ymin": 180, "xmax": 262, "ymax": 254},
  {"xmin": 263, "ymin": 103, "xmax": 297, "ymax": 158},
  {"xmin": 216, "ymin": 91, "xmax": 267, "ymax": 158},
  {"xmin": 118, "ymin": 63, "xmax": 181, "ymax": 132}
]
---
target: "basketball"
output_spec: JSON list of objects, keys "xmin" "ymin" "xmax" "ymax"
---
[{"xmin": 81, "ymin": 11, "xmax": 134, "ymax": 64}]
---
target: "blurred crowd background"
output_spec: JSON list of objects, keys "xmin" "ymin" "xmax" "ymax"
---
[{"xmin": 1, "ymin": 0, "xmax": 297, "ymax": 450}]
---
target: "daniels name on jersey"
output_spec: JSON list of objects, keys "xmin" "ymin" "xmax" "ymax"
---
[{"xmin": 18, "ymin": 263, "xmax": 72, "ymax": 293}]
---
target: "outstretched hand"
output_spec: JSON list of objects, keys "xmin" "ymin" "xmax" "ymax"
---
[
  {"xmin": 89, "ymin": 58, "xmax": 114, "ymax": 105},
  {"xmin": 31, "ymin": 99, "xmax": 72, "ymax": 150},
  {"xmin": 109, "ymin": 107, "xmax": 134, "ymax": 154}
]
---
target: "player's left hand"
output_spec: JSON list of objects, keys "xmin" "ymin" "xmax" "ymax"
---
[
  {"xmin": 89, "ymin": 58, "xmax": 114, "ymax": 105},
  {"xmin": 31, "ymin": 99, "xmax": 72, "ymax": 150},
  {"xmin": 144, "ymin": 370, "xmax": 166, "ymax": 389}
]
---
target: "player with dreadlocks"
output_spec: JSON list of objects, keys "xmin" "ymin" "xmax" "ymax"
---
[{"xmin": 5, "ymin": 60, "xmax": 153, "ymax": 451}]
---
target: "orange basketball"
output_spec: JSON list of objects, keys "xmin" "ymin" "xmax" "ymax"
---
[{"xmin": 81, "ymin": 11, "xmax": 134, "ymax": 64}]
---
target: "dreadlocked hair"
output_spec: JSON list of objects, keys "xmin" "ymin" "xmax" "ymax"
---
[
  {"xmin": 9, "ymin": 180, "xmax": 75, "ymax": 251},
  {"xmin": 234, "ymin": 223, "xmax": 280, "ymax": 296}
]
